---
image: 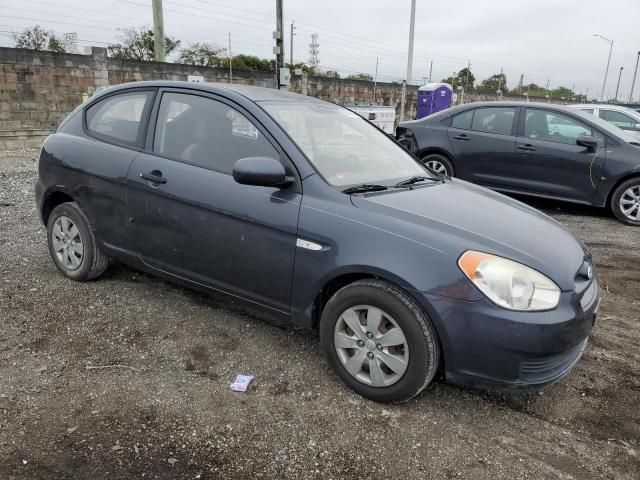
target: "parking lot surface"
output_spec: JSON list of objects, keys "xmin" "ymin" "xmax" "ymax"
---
[{"xmin": 1, "ymin": 149, "xmax": 638, "ymax": 479}]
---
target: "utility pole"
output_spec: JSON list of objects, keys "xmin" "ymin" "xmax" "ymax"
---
[
  {"xmin": 289, "ymin": 21, "xmax": 296, "ymax": 66},
  {"xmin": 152, "ymin": 0, "xmax": 165, "ymax": 62},
  {"xmin": 373, "ymin": 56, "xmax": 379, "ymax": 103},
  {"xmin": 585, "ymin": 87, "xmax": 589, "ymax": 101},
  {"xmin": 464, "ymin": 60, "xmax": 471, "ymax": 90},
  {"xmin": 309, "ymin": 33, "xmax": 319, "ymax": 68},
  {"xmin": 400, "ymin": 0, "xmax": 416, "ymax": 121},
  {"xmin": 428, "ymin": 61, "xmax": 433, "ymax": 83},
  {"xmin": 518, "ymin": 73, "xmax": 524, "ymax": 94},
  {"xmin": 594, "ymin": 34, "xmax": 613, "ymax": 101},
  {"xmin": 228, "ymin": 33, "xmax": 232, "ymax": 83},
  {"xmin": 497, "ymin": 67, "xmax": 503, "ymax": 93},
  {"xmin": 275, "ymin": 0, "xmax": 284, "ymax": 89},
  {"xmin": 630, "ymin": 51, "xmax": 640, "ymax": 103},
  {"xmin": 614, "ymin": 66, "xmax": 623, "ymax": 102}
]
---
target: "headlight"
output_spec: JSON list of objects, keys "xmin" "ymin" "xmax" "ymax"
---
[{"xmin": 458, "ymin": 251, "xmax": 560, "ymax": 311}]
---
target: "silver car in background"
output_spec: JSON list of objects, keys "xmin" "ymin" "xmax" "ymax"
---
[{"xmin": 571, "ymin": 104, "xmax": 640, "ymax": 139}]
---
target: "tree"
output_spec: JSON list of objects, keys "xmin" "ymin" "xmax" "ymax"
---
[
  {"xmin": 12, "ymin": 25, "xmax": 66, "ymax": 53},
  {"xmin": 285, "ymin": 62, "xmax": 317, "ymax": 76},
  {"xmin": 319, "ymin": 70, "xmax": 341, "ymax": 79},
  {"xmin": 476, "ymin": 73, "xmax": 507, "ymax": 94},
  {"xmin": 346, "ymin": 73, "xmax": 373, "ymax": 81},
  {"xmin": 227, "ymin": 54, "xmax": 271, "ymax": 71},
  {"xmin": 442, "ymin": 68, "xmax": 475, "ymax": 90},
  {"xmin": 108, "ymin": 26, "xmax": 180, "ymax": 61},
  {"xmin": 178, "ymin": 42, "xmax": 226, "ymax": 67}
]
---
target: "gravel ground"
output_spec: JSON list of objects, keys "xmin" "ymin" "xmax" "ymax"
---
[{"xmin": 0, "ymin": 149, "xmax": 639, "ymax": 479}]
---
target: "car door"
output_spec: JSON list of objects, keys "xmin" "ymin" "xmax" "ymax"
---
[
  {"xmin": 446, "ymin": 106, "xmax": 518, "ymax": 187},
  {"xmin": 512, "ymin": 108, "xmax": 606, "ymax": 202},
  {"xmin": 126, "ymin": 89, "xmax": 302, "ymax": 314}
]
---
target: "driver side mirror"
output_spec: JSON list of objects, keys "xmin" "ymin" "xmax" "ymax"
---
[
  {"xmin": 576, "ymin": 135, "xmax": 598, "ymax": 149},
  {"xmin": 233, "ymin": 157, "xmax": 294, "ymax": 188}
]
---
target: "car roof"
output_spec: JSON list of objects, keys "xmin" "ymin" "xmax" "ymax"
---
[{"xmin": 93, "ymin": 80, "xmax": 325, "ymax": 103}]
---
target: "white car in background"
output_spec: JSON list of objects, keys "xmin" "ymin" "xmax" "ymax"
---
[{"xmin": 571, "ymin": 104, "xmax": 640, "ymax": 139}]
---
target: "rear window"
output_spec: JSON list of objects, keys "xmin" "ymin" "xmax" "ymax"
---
[{"xmin": 86, "ymin": 91, "xmax": 152, "ymax": 145}]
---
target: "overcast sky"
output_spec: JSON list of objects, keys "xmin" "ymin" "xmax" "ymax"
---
[{"xmin": 2, "ymin": 0, "xmax": 639, "ymax": 100}]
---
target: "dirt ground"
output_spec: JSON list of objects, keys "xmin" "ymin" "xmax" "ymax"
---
[{"xmin": 0, "ymin": 149, "xmax": 638, "ymax": 480}]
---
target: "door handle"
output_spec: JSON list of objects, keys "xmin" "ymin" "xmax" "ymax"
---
[
  {"xmin": 453, "ymin": 134, "xmax": 470, "ymax": 140},
  {"xmin": 140, "ymin": 170, "xmax": 167, "ymax": 184},
  {"xmin": 517, "ymin": 144, "xmax": 536, "ymax": 151}
]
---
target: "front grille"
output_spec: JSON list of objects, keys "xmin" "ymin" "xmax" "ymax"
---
[{"xmin": 520, "ymin": 338, "xmax": 587, "ymax": 383}]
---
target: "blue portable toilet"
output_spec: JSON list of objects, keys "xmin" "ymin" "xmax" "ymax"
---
[{"xmin": 416, "ymin": 83, "xmax": 453, "ymax": 119}]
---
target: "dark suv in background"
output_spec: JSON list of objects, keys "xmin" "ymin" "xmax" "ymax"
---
[{"xmin": 397, "ymin": 102, "xmax": 640, "ymax": 225}]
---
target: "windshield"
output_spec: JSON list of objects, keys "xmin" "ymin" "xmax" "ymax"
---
[
  {"xmin": 573, "ymin": 109, "xmax": 639, "ymax": 144},
  {"xmin": 261, "ymin": 101, "xmax": 428, "ymax": 186}
]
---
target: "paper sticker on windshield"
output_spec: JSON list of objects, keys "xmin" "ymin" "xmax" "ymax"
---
[
  {"xmin": 229, "ymin": 111, "xmax": 259, "ymax": 139},
  {"xmin": 338, "ymin": 109, "xmax": 360, "ymax": 118}
]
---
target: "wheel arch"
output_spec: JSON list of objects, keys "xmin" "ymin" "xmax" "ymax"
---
[
  {"xmin": 308, "ymin": 267, "xmax": 428, "ymax": 330},
  {"xmin": 416, "ymin": 148, "xmax": 456, "ymax": 174},
  {"xmin": 41, "ymin": 188, "xmax": 75, "ymax": 226}
]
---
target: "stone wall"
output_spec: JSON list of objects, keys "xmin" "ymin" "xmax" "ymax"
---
[
  {"xmin": 1, "ymin": 46, "xmax": 572, "ymax": 150},
  {"xmin": 0, "ymin": 46, "xmax": 422, "ymax": 150}
]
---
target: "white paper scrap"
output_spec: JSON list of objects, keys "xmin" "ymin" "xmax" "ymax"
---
[{"xmin": 230, "ymin": 374, "xmax": 255, "ymax": 392}]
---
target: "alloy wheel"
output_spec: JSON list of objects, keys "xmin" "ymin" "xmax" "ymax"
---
[
  {"xmin": 424, "ymin": 159, "xmax": 448, "ymax": 176},
  {"xmin": 619, "ymin": 185, "xmax": 640, "ymax": 221},
  {"xmin": 51, "ymin": 215, "xmax": 84, "ymax": 271},
  {"xmin": 333, "ymin": 305, "xmax": 409, "ymax": 387}
]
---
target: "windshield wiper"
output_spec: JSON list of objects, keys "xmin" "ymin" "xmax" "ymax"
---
[
  {"xmin": 342, "ymin": 183, "xmax": 389, "ymax": 194},
  {"xmin": 393, "ymin": 176, "xmax": 442, "ymax": 188}
]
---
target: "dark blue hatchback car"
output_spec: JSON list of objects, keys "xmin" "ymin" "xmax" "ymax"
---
[{"xmin": 35, "ymin": 81, "xmax": 600, "ymax": 402}]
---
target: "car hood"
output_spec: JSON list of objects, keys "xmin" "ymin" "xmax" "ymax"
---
[{"xmin": 350, "ymin": 179, "xmax": 586, "ymax": 291}]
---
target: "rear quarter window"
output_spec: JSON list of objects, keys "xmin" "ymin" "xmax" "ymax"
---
[{"xmin": 85, "ymin": 91, "xmax": 153, "ymax": 146}]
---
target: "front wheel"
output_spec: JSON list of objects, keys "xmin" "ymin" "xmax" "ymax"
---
[
  {"xmin": 610, "ymin": 178, "xmax": 640, "ymax": 226},
  {"xmin": 421, "ymin": 153, "xmax": 454, "ymax": 177},
  {"xmin": 320, "ymin": 280, "xmax": 440, "ymax": 403}
]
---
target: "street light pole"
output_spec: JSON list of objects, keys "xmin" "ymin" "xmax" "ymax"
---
[
  {"xmin": 594, "ymin": 34, "xmax": 613, "ymax": 102},
  {"xmin": 400, "ymin": 0, "xmax": 416, "ymax": 122},
  {"xmin": 630, "ymin": 51, "xmax": 640, "ymax": 103},
  {"xmin": 614, "ymin": 66, "xmax": 623, "ymax": 102}
]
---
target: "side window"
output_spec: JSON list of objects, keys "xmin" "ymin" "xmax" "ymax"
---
[
  {"xmin": 600, "ymin": 110, "xmax": 638, "ymax": 130},
  {"xmin": 86, "ymin": 92, "xmax": 152, "ymax": 145},
  {"xmin": 525, "ymin": 109, "xmax": 605, "ymax": 146},
  {"xmin": 470, "ymin": 107, "xmax": 515, "ymax": 135},
  {"xmin": 154, "ymin": 92, "xmax": 279, "ymax": 174},
  {"xmin": 451, "ymin": 110, "xmax": 473, "ymax": 130}
]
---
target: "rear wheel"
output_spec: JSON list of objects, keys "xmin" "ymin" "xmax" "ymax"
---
[
  {"xmin": 47, "ymin": 202, "xmax": 110, "ymax": 280},
  {"xmin": 320, "ymin": 279, "xmax": 440, "ymax": 403},
  {"xmin": 421, "ymin": 153, "xmax": 454, "ymax": 177},
  {"xmin": 611, "ymin": 178, "xmax": 640, "ymax": 226}
]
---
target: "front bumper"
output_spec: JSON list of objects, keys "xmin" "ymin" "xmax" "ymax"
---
[{"xmin": 417, "ymin": 280, "xmax": 600, "ymax": 391}]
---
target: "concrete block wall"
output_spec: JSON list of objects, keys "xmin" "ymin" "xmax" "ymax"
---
[
  {"xmin": 0, "ymin": 47, "xmax": 424, "ymax": 150},
  {"xmin": 0, "ymin": 46, "xmax": 559, "ymax": 150}
]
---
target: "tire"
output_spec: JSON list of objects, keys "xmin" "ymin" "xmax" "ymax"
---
[
  {"xmin": 421, "ymin": 153, "xmax": 455, "ymax": 177},
  {"xmin": 320, "ymin": 279, "xmax": 440, "ymax": 403},
  {"xmin": 47, "ymin": 202, "xmax": 110, "ymax": 281},
  {"xmin": 610, "ymin": 178, "xmax": 640, "ymax": 226}
]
